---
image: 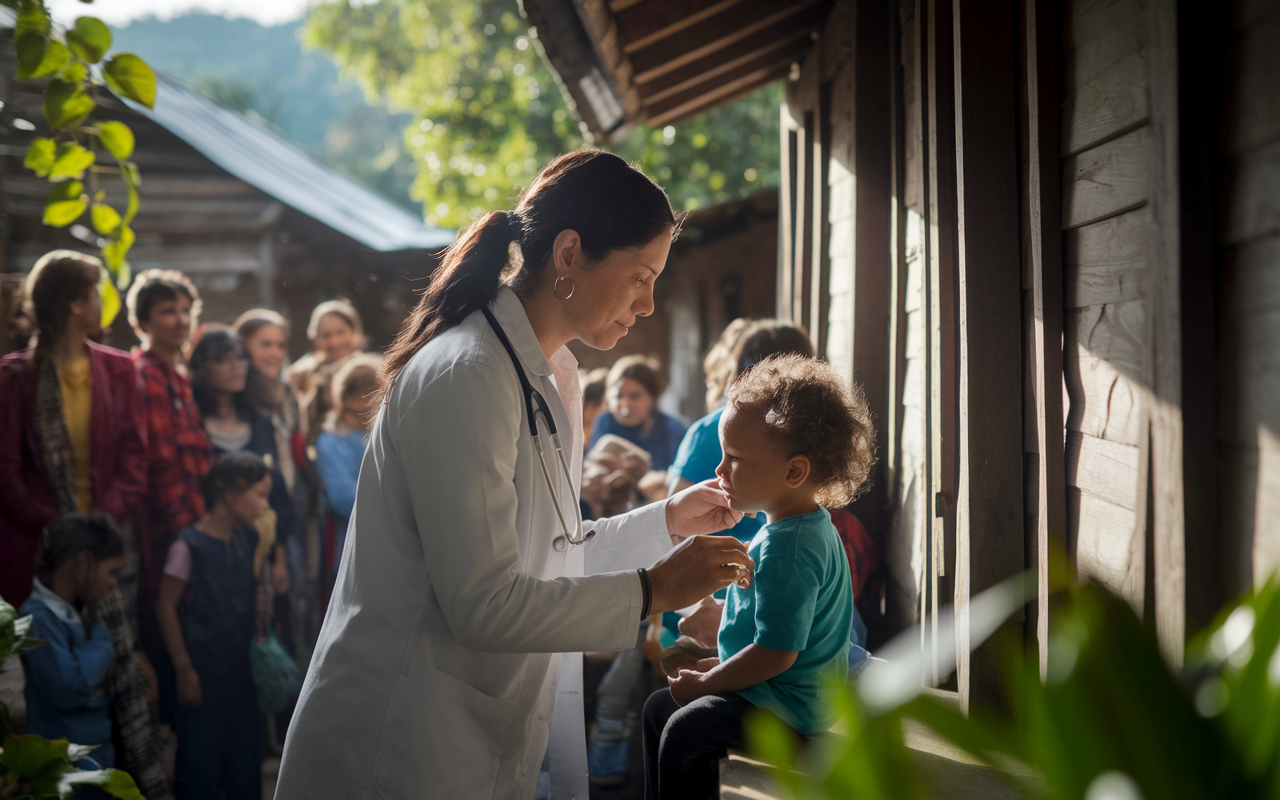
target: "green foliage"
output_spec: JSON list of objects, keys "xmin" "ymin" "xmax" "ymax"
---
[
  {"xmin": 65, "ymin": 16, "xmax": 110, "ymax": 64},
  {"xmin": 0, "ymin": 597, "xmax": 144, "ymax": 799},
  {"xmin": 7, "ymin": 0, "xmax": 159, "ymax": 328},
  {"xmin": 751, "ymin": 579, "xmax": 1280, "ymax": 800},
  {"xmin": 102, "ymin": 55, "xmax": 156, "ymax": 109},
  {"xmin": 302, "ymin": 0, "xmax": 781, "ymax": 228}
]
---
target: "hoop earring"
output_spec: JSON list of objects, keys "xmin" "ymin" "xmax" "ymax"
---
[{"xmin": 553, "ymin": 275, "xmax": 575, "ymax": 301}]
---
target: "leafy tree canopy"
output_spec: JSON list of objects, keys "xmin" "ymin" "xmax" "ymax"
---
[{"xmin": 303, "ymin": 0, "xmax": 781, "ymax": 228}]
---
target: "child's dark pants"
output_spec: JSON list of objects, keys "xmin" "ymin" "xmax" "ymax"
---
[{"xmin": 643, "ymin": 688, "xmax": 764, "ymax": 800}]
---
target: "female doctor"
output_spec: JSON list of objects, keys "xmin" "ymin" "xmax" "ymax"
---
[{"xmin": 274, "ymin": 151, "xmax": 753, "ymax": 800}]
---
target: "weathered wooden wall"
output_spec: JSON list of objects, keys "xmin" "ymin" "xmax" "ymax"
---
[
  {"xmin": 1220, "ymin": 0, "xmax": 1280, "ymax": 593},
  {"xmin": 1059, "ymin": 0, "xmax": 1155, "ymax": 609}
]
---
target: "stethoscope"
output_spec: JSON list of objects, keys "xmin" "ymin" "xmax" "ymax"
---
[{"xmin": 482, "ymin": 307, "xmax": 594, "ymax": 552}]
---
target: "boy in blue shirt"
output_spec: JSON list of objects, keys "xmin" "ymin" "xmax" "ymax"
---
[{"xmin": 642, "ymin": 354, "xmax": 876, "ymax": 800}]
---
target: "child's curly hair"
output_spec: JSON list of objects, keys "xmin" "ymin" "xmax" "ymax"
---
[{"xmin": 727, "ymin": 354, "xmax": 876, "ymax": 508}]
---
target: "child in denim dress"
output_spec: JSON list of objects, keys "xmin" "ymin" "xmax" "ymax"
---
[
  {"xmin": 20, "ymin": 513, "xmax": 127, "ymax": 769},
  {"xmin": 155, "ymin": 452, "xmax": 270, "ymax": 800},
  {"xmin": 642, "ymin": 355, "xmax": 876, "ymax": 800}
]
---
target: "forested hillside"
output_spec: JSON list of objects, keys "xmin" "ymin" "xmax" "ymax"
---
[{"xmin": 114, "ymin": 13, "xmax": 420, "ymax": 211}]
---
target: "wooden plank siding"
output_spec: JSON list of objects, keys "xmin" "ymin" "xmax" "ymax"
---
[{"xmin": 1059, "ymin": 0, "xmax": 1154, "ymax": 612}]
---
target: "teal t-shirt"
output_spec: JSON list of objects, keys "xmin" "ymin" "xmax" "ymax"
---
[{"xmin": 717, "ymin": 507, "xmax": 853, "ymax": 735}]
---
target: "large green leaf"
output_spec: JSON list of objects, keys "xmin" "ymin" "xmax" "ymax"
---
[
  {"xmin": 23, "ymin": 137, "xmax": 56, "ymax": 177},
  {"xmin": 16, "ymin": 32, "xmax": 70, "ymax": 80},
  {"xmin": 103, "ymin": 54, "xmax": 156, "ymax": 110},
  {"xmin": 90, "ymin": 203, "xmax": 122, "ymax": 236},
  {"xmin": 0, "ymin": 732, "xmax": 70, "ymax": 780},
  {"xmin": 48, "ymin": 143, "xmax": 96, "ymax": 182},
  {"xmin": 42, "ymin": 80, "xmax": 95, "ymax": 130},
  {"xmin": 43, "ymin": 181, "xmax": 87, "ymax": 227},
  {"xmin": 58, "ymin": 768, "xmax": 146, "ymax": 800},
  {"xmin": 96, "ymin": 120, "xmax": 136, "ymax": 161},
  {"xmin": 66, "ymin": 16, "xmax": 111, "ymax": 64},
  {"xmin": 99, "ymin": 270, "xmax": 121, "ymax": 329},
  {"xmin": 102, "ymin": 225, "xmax": 135, "ymax": 273}
]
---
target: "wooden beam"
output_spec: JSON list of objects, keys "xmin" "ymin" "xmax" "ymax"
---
[
  {"xmin": 615, "ymin": 0, "xmax": 746, "ymax": 52},
  {"xmin": 951, "ymin": 0, "xmax": 1024, "ymax": 714},
  {"xmin": 637, "ymin": 20, "xmax": 817, "ymax": 101},
  {"xmin": 642, "ymin": 50, "xmax": 802, "ymax": 120},
  {"xmin": 628, "ymin": 0, "xmax": 830, "ymax": 82},
  {"xmin": 645, "ymin": 70, "xmax": 789, "ymax": 126}
]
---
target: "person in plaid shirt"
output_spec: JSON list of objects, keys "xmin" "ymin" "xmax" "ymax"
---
[{"xmin": 127, "ymin": 270, "xmax": 212, "ymax": 603}]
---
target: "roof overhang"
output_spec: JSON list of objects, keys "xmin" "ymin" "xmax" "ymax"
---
[{"xmin": 520, "ymin": 0, "xmax": 835, "ymax": 140}]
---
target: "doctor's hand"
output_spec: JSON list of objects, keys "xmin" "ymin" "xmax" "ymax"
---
[
  {"xmin": 647, "ymin": 534, "xmax": 753, "ymax": 615},
  {"xmin": 665, "ymin": 479, "xmax": 745, "ymax": 544}
]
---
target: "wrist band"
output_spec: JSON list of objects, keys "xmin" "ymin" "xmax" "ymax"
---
[{"xmin": 638, "ymin": 567, "xmax": 652, "ymax": 619}]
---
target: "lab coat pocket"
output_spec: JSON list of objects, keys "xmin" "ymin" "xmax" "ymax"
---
[{"xmin": 373, "ymin": 660, "xmax": 517, "ymax": 799}]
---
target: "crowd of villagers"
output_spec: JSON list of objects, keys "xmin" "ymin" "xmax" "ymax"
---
[
  {"xmin": 0, "ymin": 250, "xmax": 378, "ymax": 800},
  {"xmin": 0, "ymin": 247, "xmax": 884, "ymax": 798}
]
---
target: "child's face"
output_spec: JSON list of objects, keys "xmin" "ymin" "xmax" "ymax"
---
[
  {"xmin": 140, "ymin": 294, "xmax": 193, "ymax": 354},
  {"xmin": 715, "ymin": 402, "xmax": 791, "ymax": 514},
  {"xmin": 227, "ymin": 475, "xmax": 273, "ymax": 525},
  {"xmin": 79, "ymin": 554, "xmax": 125, "ymax": 603}
]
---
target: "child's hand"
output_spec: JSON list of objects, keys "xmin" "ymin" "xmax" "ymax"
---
[
  {"xmin": 177, "ymin": 666, "xmax": 203, "ymax": 709},
  {"xmin": 692, "ymin": 657, "xmax": 720, "ymax": 672},
  {"xmin": 668, "ymin": 668, "xmax": 708, "ymax": 707}
]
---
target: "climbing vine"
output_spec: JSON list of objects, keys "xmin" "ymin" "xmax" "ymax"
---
[{"xmin": 4, "ymin": 0, "xmax": 157, "ymax": 327}]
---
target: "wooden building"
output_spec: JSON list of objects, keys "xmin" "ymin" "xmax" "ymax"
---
[
  {"xmin": 0, "ymin": 66, "xmax": 453, "ymax": 356},
  {"xmin": 524, "ymin": 0, "xmax": 1280, "ymax": 712}
]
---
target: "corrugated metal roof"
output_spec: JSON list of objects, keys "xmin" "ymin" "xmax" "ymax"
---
[{"xmin": 128, "ymin": 78, "xmax": 455, "ymax": 252}]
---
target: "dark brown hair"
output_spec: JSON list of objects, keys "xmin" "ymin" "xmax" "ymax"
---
[
  {"xmin": 126, "ymin": 268, "xmax": 202, "ymax": 334},
  {"xmin": 727, "ymin": 354, "xmax": 877, "ymax": 508},
  {"xmin": 735, "ymin": 320, "xmax": 815, "ymax": 375},
  {"xmin": 330, "ymin": 353, "xmax": 382, "ymax": 411},
  {"xmin": 234, "ymin": 308, "xmax": 289, "ymax": 343},
  {"xmin": 189, "ymin": 324, "xmax": 266, "ymax": 422},
  {"xmin": 38, "ymin": 512, "xmax": 125, "ymax": 578},
  {"xmin": 606, "ymin": 355, "xmax": 665, "ymax": 403},
  {"xmin": 203, "ymin": 451, "xmax": 272, "ymax": 510},
  {"xmin": 23, "ymin": 250, "xmax": 102, "ymax": 365},
  {"xmin": 376, "ymin": 150, "xmax": 679, "ymax": 406},
  {"xmin": 306, "ymin": 299, "xmax": 362, "ymax": 342}
]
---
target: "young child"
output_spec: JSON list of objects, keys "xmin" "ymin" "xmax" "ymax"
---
[
  {"xmin": 642, "ymin": 354, "xmax": 876, "ymax": 800},
  {"xmin": 20, "ymin": 513, "xmax": 127, "ymax": 769},
  {"xmin": 314, "ymin": 353, "xmax": 380, "ymax": 586},
  {"xmin": 155, "ymin": 452, "xmax": 270, "ymax": 800}
]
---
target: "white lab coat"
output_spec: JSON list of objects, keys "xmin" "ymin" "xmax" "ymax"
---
[{"xmin": 274, "ymin": 288, "xmax": 671, "ymax": 800}]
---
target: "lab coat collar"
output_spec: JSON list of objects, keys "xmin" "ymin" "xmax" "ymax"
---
[
  {"xmin": 28, "ymin": 577, "xmax": 81, "ymax": 626},
  {"xmin": 490, "ymin": 286, "xmax": 570, "ymax": 378}
]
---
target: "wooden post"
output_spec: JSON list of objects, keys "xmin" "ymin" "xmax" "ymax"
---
[
  {"xmin": 951, "ymin": 0, "xmax": 1025, "ymax": 712},
  {"xmin": 848, "ymin": 0, "xmax": 893, "ymax": 549},
  {"xmin": 1147, "ymin": 0, "xmax": 1185, "ymax": 667},
  {"xmin": 1021, "ymin": 0, "xmax": 1067, "ymax": 682},
  {"xmin": 926, "ymin": 0, "xmax": 959, "ymax": 689}
]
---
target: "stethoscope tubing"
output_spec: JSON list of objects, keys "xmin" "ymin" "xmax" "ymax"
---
[{"xmin": 482, "ymin": 307, "xmax": 591, "ymax": 550}]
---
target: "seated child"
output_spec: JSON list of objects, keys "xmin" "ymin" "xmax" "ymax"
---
[
  {"xmin": 156, "ymin": 452, "xmax": 271, "ymax": 800},
  {"xmin": 20, "ymin": 513, "xmax": 127, "ymax": 769},
  {"xmin": 642, "ymin": 354, "xmax": 876, "ymax": 800}
]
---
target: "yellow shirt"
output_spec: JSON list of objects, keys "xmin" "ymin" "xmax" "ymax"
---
[{"xmin": 57, "ymin": 358, "xmax": 93, "ymax": 512}]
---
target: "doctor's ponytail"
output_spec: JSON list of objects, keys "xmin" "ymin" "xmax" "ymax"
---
[{"xmin": 377, "ymin": 150, "xmax": 678, "ymax": 406}]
